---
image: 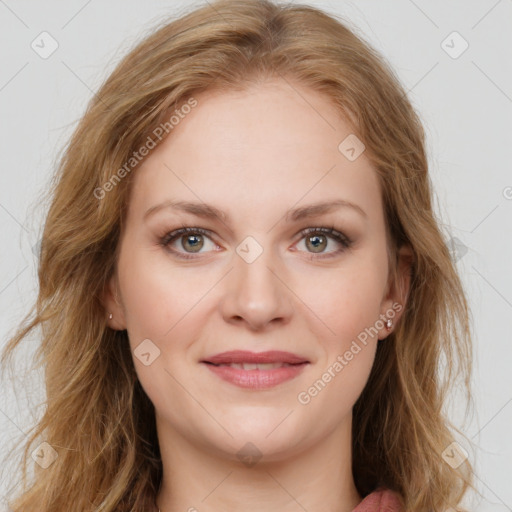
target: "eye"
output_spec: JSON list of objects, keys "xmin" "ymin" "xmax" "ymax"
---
[
  {"xmin": 159, "ymin": 225, "xmax": 353, "ymax": 260},
  {"xmin": 294, "ymin": 226, "xmax": 352, "ymax": 259},
  {"xmin": 159, "ymin": 227, "xmax": 219, "ymax": 260}
]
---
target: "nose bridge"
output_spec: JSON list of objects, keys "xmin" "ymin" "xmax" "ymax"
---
[{"xmin": 221, "ymin": 234, "xmax": 293, "ymax": 329}]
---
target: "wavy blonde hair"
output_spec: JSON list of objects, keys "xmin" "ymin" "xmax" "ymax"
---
[{"xmin": 1, "ymin": 0, "xmax": 477, "ymax": 510}]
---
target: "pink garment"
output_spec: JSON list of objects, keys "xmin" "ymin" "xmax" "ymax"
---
[{"xmin": 352, "ymin": 487, "xmax": 404, "ymax": 512}]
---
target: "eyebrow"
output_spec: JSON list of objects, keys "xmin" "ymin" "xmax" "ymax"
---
[{"xmin": 144, "ymin": 198, "xmax": 367, "ymax": 223}]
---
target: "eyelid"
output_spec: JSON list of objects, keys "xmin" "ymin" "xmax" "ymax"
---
[
  {"xmin": 159, "ymin": 226, "xmax": 218, "ymax": 255},
  {"xmin": 297, "ymin": 226, "xmax": 351, "ymax": 246}
]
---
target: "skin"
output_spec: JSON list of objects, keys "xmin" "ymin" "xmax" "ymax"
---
[{"xmin": 104, "ymin": 78, "xmax": 412, "ymax": 512}]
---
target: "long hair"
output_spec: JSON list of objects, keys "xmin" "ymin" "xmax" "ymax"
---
[{"xmin": 1, "ymin": 0, "xmax": 476, "ymax": 510}]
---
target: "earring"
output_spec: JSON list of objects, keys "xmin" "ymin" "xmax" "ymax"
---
[
  {"xmin": 385, "ymin": 318, "xmax": 392, "ymax": 330},
  {"xmin": 108, "ymin": 313, "xmax": 113, "ymax": 320}
]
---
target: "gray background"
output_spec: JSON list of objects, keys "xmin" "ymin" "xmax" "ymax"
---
[{"xmin": 1, "ymin": 0, "xmax": 511, "ymax": 510}]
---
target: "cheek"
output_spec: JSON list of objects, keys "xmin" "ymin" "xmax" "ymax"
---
[
  {"xmin": 117, "ymin": 244, "xmax": 212, "ymax": 344},
  {"xmin": 295, "ymin": 266, "xmax": 381, "ymax": 419},
  {"xmin": 293, "ymin": 254, "xmax": 386, "ymax": 350},
  {"xmin": 116, "ymin": 247, "xmax": 211, "ymax": 418}
]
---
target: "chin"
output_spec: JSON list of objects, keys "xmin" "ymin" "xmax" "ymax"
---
[{"xmin": 203, "ymin": 415, "xmax": 309, "ymax": 463}]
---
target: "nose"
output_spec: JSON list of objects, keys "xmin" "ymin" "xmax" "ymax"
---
[{"xmin": 219, "ymin": 244, "xmax": 294, "ymax": 332}]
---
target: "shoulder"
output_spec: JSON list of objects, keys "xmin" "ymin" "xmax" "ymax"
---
[{"xmin": 352, "ymin": 487, "xmax": 404, "ymax": 512}]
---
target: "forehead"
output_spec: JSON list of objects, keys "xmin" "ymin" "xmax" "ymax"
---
[{"xmin": 127, "ymin": 79, "xmax": 382, "ymax": 225}]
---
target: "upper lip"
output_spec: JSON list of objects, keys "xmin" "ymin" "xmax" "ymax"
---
[{"xmin": 201, "ymin": 350, "xmax": 310, "ymax": 365}]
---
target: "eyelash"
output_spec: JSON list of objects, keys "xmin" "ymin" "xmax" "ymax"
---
[{"xmin": 158, "ymin": 225, "xmax": 353, "ymax": 260}]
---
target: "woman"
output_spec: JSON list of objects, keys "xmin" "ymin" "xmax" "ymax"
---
[{"xmin": 1, "ymin": 0, "xmax": 476, "ymax": 510}]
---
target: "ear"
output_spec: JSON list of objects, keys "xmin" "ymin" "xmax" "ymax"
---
[
  {"xmin": 102, "ymin": 272, "xmax": 127, "ymax": 331},
  {"xmin": 378, "ymin": 243, "xmax": 414, "ymax": 340}
]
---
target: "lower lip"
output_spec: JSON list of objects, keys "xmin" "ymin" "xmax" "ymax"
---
[{"xmin": 202, "ymin": 363, "xmax": 308, "ymax": 389}]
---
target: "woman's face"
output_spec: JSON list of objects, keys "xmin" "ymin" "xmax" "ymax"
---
[{"xmin": 106, "ymin": 78, "xmax": 410, "ymax": 462}]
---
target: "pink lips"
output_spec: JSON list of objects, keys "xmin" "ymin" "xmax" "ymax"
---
[{"xmin": 201, "ymin": 350, "xmax": 310, "ymax": 389}]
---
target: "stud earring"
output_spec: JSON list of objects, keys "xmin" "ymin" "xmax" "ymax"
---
[
  {"xmin": 108, "ymin": 313, "xmax": 113, "ymax": 320},
  {"xmin": 385, "ymin": 318, "xmax": 392, "ymax": 330}
]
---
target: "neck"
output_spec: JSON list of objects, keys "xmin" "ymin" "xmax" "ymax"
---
[{"xmin": 155, "ymin": 412, "xmax": 362, "ymax": 512}]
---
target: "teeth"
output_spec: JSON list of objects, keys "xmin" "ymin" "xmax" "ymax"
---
[{"xmin": 220, "ymin": 362, "xmax": 292, "ymax": 370}]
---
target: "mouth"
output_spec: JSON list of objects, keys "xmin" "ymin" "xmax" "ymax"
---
[
  {"xmin": 200, "ymin": 350, "xmax": 310, "ymax": 389},
  {"xmin": 201, "ymin": 350, "xmax": 310, "ymax": 366},
  {"xmin": 203, "ymin": 361, "xmax": 304, "ymax": 370}
]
